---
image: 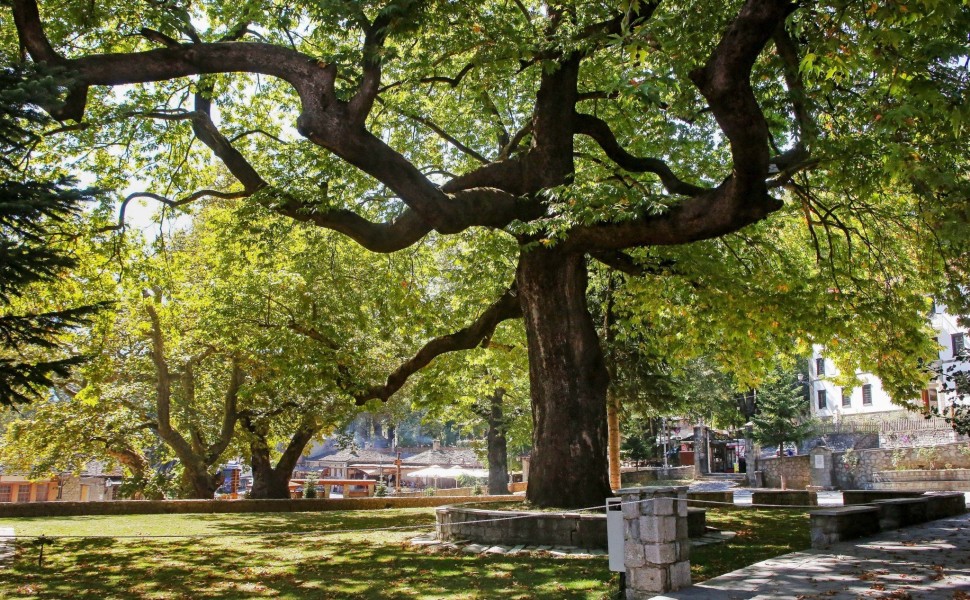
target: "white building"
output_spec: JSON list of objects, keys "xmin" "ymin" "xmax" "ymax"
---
[{"xmin": 810, "ymin": 302, "xmax": 968, "ymax": 420}]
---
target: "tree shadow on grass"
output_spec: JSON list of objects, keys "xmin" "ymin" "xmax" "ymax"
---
[{"xmin": 3, "ymin": 532, "xmax": 611, "ymax": 599}]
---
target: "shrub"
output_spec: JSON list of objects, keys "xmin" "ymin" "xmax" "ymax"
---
[
  {"xmin": 303, "ymin": 474, "xmax": 318, "ymax": 499},
  {"xmin": 374, "ymin": 481, "xmax": 388, "ymax": 497}
]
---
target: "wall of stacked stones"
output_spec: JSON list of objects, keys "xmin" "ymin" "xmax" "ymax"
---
[
  {"xmin": 621, "ymin": 466, "xmax": 694, "ymax": 486},
  {"xmin": 879, "ymin": 429, "xmax": 969, "ymax": 449},
  {"xmin": 832, "ymin": 441, "xmax": 970, "ymax": 489},
  {"xmin": 759, "ymin": 455, "xmax": 810, "ymax": 489}
]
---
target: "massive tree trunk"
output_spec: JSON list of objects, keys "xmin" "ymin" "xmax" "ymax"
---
[
  {"xmin": 246, "ymin": 419, "xmax": 318, "ymax": 499},
  {"xmin": 486, "ymin": 387, "xmax": 510, "ymax": 496},
  {"xmin": 518, "ymin": 248, "xmax": 611, "ymax": 508}
]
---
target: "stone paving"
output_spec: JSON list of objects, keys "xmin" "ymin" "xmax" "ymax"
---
[
  {"xmin": 650, "ymin": 512, "xmax": 970, "ymax": 600},
  {"xmin": 0, "ymin": 527, "xmax": 14, "ymax": 569}
]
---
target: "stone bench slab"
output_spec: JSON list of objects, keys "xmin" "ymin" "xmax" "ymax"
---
[
  {"xmin": 870, "ymin": 497, "xmax": 930, "ymax": 530},
  {"xmin": 810, "ymin": 506, "xmax": 880, "ymax": 548}
]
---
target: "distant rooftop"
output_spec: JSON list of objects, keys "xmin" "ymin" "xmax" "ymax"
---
[{"xmin": 404, "ymin": 447, "xmax": 481, "ymax": 468}]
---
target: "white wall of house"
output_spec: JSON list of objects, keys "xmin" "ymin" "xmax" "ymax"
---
[
  {"xmin": 809, "ymin": 351, "xmax": 901, "ymax": 420},
  {"xmin": 931, "ymin": 303, "xmax": 969, "ymax": 410},
  {"xmin": 810, "ymin": 303, "xmax": 969, "ymax": 420}
]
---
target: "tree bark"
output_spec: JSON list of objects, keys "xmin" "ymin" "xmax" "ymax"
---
[
  {"xmin": 486, "ymin": 387, "xmax": 510, "ymax": 495},
  {"xmin": 603, "ymin": 273, "xmax": 622, "ymax": 492},
  {"xmin": 607, "ymin": 389, "xmax": 622, "ymax": 491},
  {"xmin": 518, "ymin": 248, "xmax": 611, "ymax": 508},
  {"xmin": 246, "ymin": 419, "xmax": 318, "ymax": 499}
]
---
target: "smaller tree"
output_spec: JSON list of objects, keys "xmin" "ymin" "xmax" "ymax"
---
[
  {"xmin": 750, "ymin": 367, "xmax": 816, "ymax": 457},
  {"xmin": 303, "ymin": 473, "xmax": 318, "ymax": 499}
]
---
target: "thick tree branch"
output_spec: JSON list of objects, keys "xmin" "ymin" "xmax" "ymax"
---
[
  {"xmin": 565, "ymin": 0, "xmax": 795, "ymax": 252},
  {"xmin": 348, "ymin": 11, "xmax": 393, "ymax": 122},
  {"xmin": 144, "ymin": 296, "xmax": 194, "ymax": 460},
  {"xmin": 192, "ymin": 82, "xmax": 265, "ymax": 192},
  {"xmin": 99, "ymin": 189, "xmax": 247, "ymax": 233},
  {"xmin": 355, "ymin": 286, "xmax": 523, "ymax": 404},
  {"xmin": 206, "ymin": 358, "xmax": 242, "ymax": 464},
  {"xmin": 773, "ymin": 24, "xmax": 817, "ymax": 148},
  {"xmin": 574, "ymin": 113, "xmax": 707, "ymax": 196}
]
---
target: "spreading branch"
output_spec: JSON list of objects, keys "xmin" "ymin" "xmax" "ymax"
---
[
  {"xmin": 356, "ymin": 287, "xmax": 523, "ymax": 404},
  {"xmin": 574, "ymin": 113, "xmax": 707, "ymax": 196}
]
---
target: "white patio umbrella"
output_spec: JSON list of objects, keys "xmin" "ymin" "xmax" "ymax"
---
[
  {"xmin": 405, "ymin": 465, "xmax": 449, "ymax": 488},
  {"xmin": 441, "ymin": 466, "xmax": 489, "ymax": 479}
]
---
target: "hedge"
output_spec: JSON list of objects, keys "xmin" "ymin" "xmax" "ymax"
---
[{"xmin": 0, "ymin": 495, "xmax": 523, "ymax": 519}]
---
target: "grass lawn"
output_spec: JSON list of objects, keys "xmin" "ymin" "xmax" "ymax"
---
[{"xmin": 0, "ymin": 507, "xmax": 810, "ymax": 599}]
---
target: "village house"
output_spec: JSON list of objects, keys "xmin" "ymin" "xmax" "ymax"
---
[{"xmin": 809, "ymin": 302, "xmax": 969, "ymax": 423}]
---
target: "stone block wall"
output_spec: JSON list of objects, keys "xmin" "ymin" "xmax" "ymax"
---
[
  {"xmin": 880, "ymin": 429, "xmax": 969, "ymax": 449},
  {"xmin": 437, "ymin": 506, "xmax": 608, "ymax": 549},
  {"xmin": 798, "ymin": 432, "xmax": 879, "ymax": 455},
  {"xmin": 620, "ymin": 466, "xmax": 694, "ymax": 486},
  {"xmin": 759, "ymin": 455, "xmax": 810, "ymax": 489},
  {"xmin": 832, "ymin": 441, "xmax": 970, "ymax": 489}
]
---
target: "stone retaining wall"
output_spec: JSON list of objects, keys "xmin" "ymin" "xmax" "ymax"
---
[
  {"xmin": 759, "ymin": 455, "xmax": 810, "ymax": 489},
  {"xmin": 435, "ymin": 503, "xmax": 710, "ymax": 550},
  {"xmin": 751, "ymin": 490, "xmax": 818, "ymax": 507},
  {"xmin": 686, "ymin": 491, "xmax": 734, "ymax": 507},
  {"xmin": 880, "ymin": 428, "xmax": 970, "ymax": 449},
  {"xmin": 0, "ymin": 495, "xmax": 522, "ymax": 518},
  {"xmin": 832, "ymin": 442, "xmax": 970, "ymax": 489},
  {"xmin": 437, "ymin": 505, "xmax": 608, "ymax": 549},
  {"xmin": 621, "ymin": 466, "xmax": 694, "ymax": 486}
]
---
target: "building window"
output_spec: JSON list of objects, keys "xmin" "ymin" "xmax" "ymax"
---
[
  {"xmin": 0, "ymin": 485, "xmax": 10, "ymax": 503},
  {"xmin": 817, "ymin": 390, "xmax": 827, "ymax": 410},
  {"xmin": 842, "ymin": 389, "xmax": 852, "ymax": 408},
  {"xmin": 35, "ymin": 485, "xmax": 48, "ymax": 502},
  {"xmin": 862, "ymin": 384, "xmax": 873, "ymax": 406},
  {"xmin": 953, "ymin": 332, "xmax": 966, "ymax": 358},
  {"xmin": 17, "ymin": 485, "xmax": 30, "ymax": 503},
  {"xmin": 816, "ymin": 358, "xmax": 825, "ymax": 376}
]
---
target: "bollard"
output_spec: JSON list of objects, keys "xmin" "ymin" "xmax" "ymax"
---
[{"xmin": 617, "ymin": 486, "xmax": 691, "ymax": 598}]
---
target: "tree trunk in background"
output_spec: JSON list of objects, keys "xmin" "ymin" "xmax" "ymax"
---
[
  {"xmin": 607, "ymin": 389, "xmax": 622, "ymax": 491},
  {"xmin": 487, "ymin": 387, "xmax": 510, "ymax": 495},
  {"xmin": 247, "ymin": 420, "xmax": 319, "ymax": 499},
  {"xmin": 518, "ymin": 248, "xmax": 611, "ymax": 509},
  {"xmin": 180, "ymin": 460, "xmax": 222, "ymax": 499}
]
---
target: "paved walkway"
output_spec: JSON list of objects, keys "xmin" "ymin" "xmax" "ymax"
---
[
  {"xmin": 651, "ymin": 513, "xmax": 970, "ymax": 599},
  {"xmin": 0, "ymin": 527, "xmax": 13, "ymax": 569}
]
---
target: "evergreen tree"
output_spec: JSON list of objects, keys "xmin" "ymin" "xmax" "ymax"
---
[
  {"xmin": 750, "ymin": 367, "xmax": 816, "ymax": 456},
  {"xmin": 0, "ymin": 67, "xmax": 104, "ymax": 406}
]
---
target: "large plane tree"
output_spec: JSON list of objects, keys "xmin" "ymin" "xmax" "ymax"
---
[{"xmin": 6, "ymin": 0, "xmax": 967, "ymax": 507}]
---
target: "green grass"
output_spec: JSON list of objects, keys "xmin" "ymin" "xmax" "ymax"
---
[
  {"xmin": 691, "ymin": 508, "xmax": 811, "ymax": 582},
  {"xmin": 0, "ymin": 507, "xmax": 810, "ymax": 599}
]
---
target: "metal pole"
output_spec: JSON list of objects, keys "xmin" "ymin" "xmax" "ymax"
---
[{"xmin": 662, "ymin": 417, "xmax": 669, "ymax": 470}]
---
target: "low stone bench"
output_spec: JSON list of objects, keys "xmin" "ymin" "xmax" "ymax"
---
[
  {"xmin": 871, "ymin": 497, "xmax": 929, "ymax": 530},
  {"xmin": 810, "ymin": 505, "xmax": 880, "ymax": 548},
  {"xmin": 686, "ymin": 491, "xmax": 734, "ymax": 507},
  {"xmin": 751, "ymin": 490, "xmax": 818, "ymax": 507},
  {"xmin": 841, "ymin": 490, "xmax": 924, "ymax": 505},
  {"xmin": 687, "ymin": 507, "xmax": 707, "ymax": 537},
  {"xmin": 923, "ymin": 491, "xmax": 967, "ymax": 521}
]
